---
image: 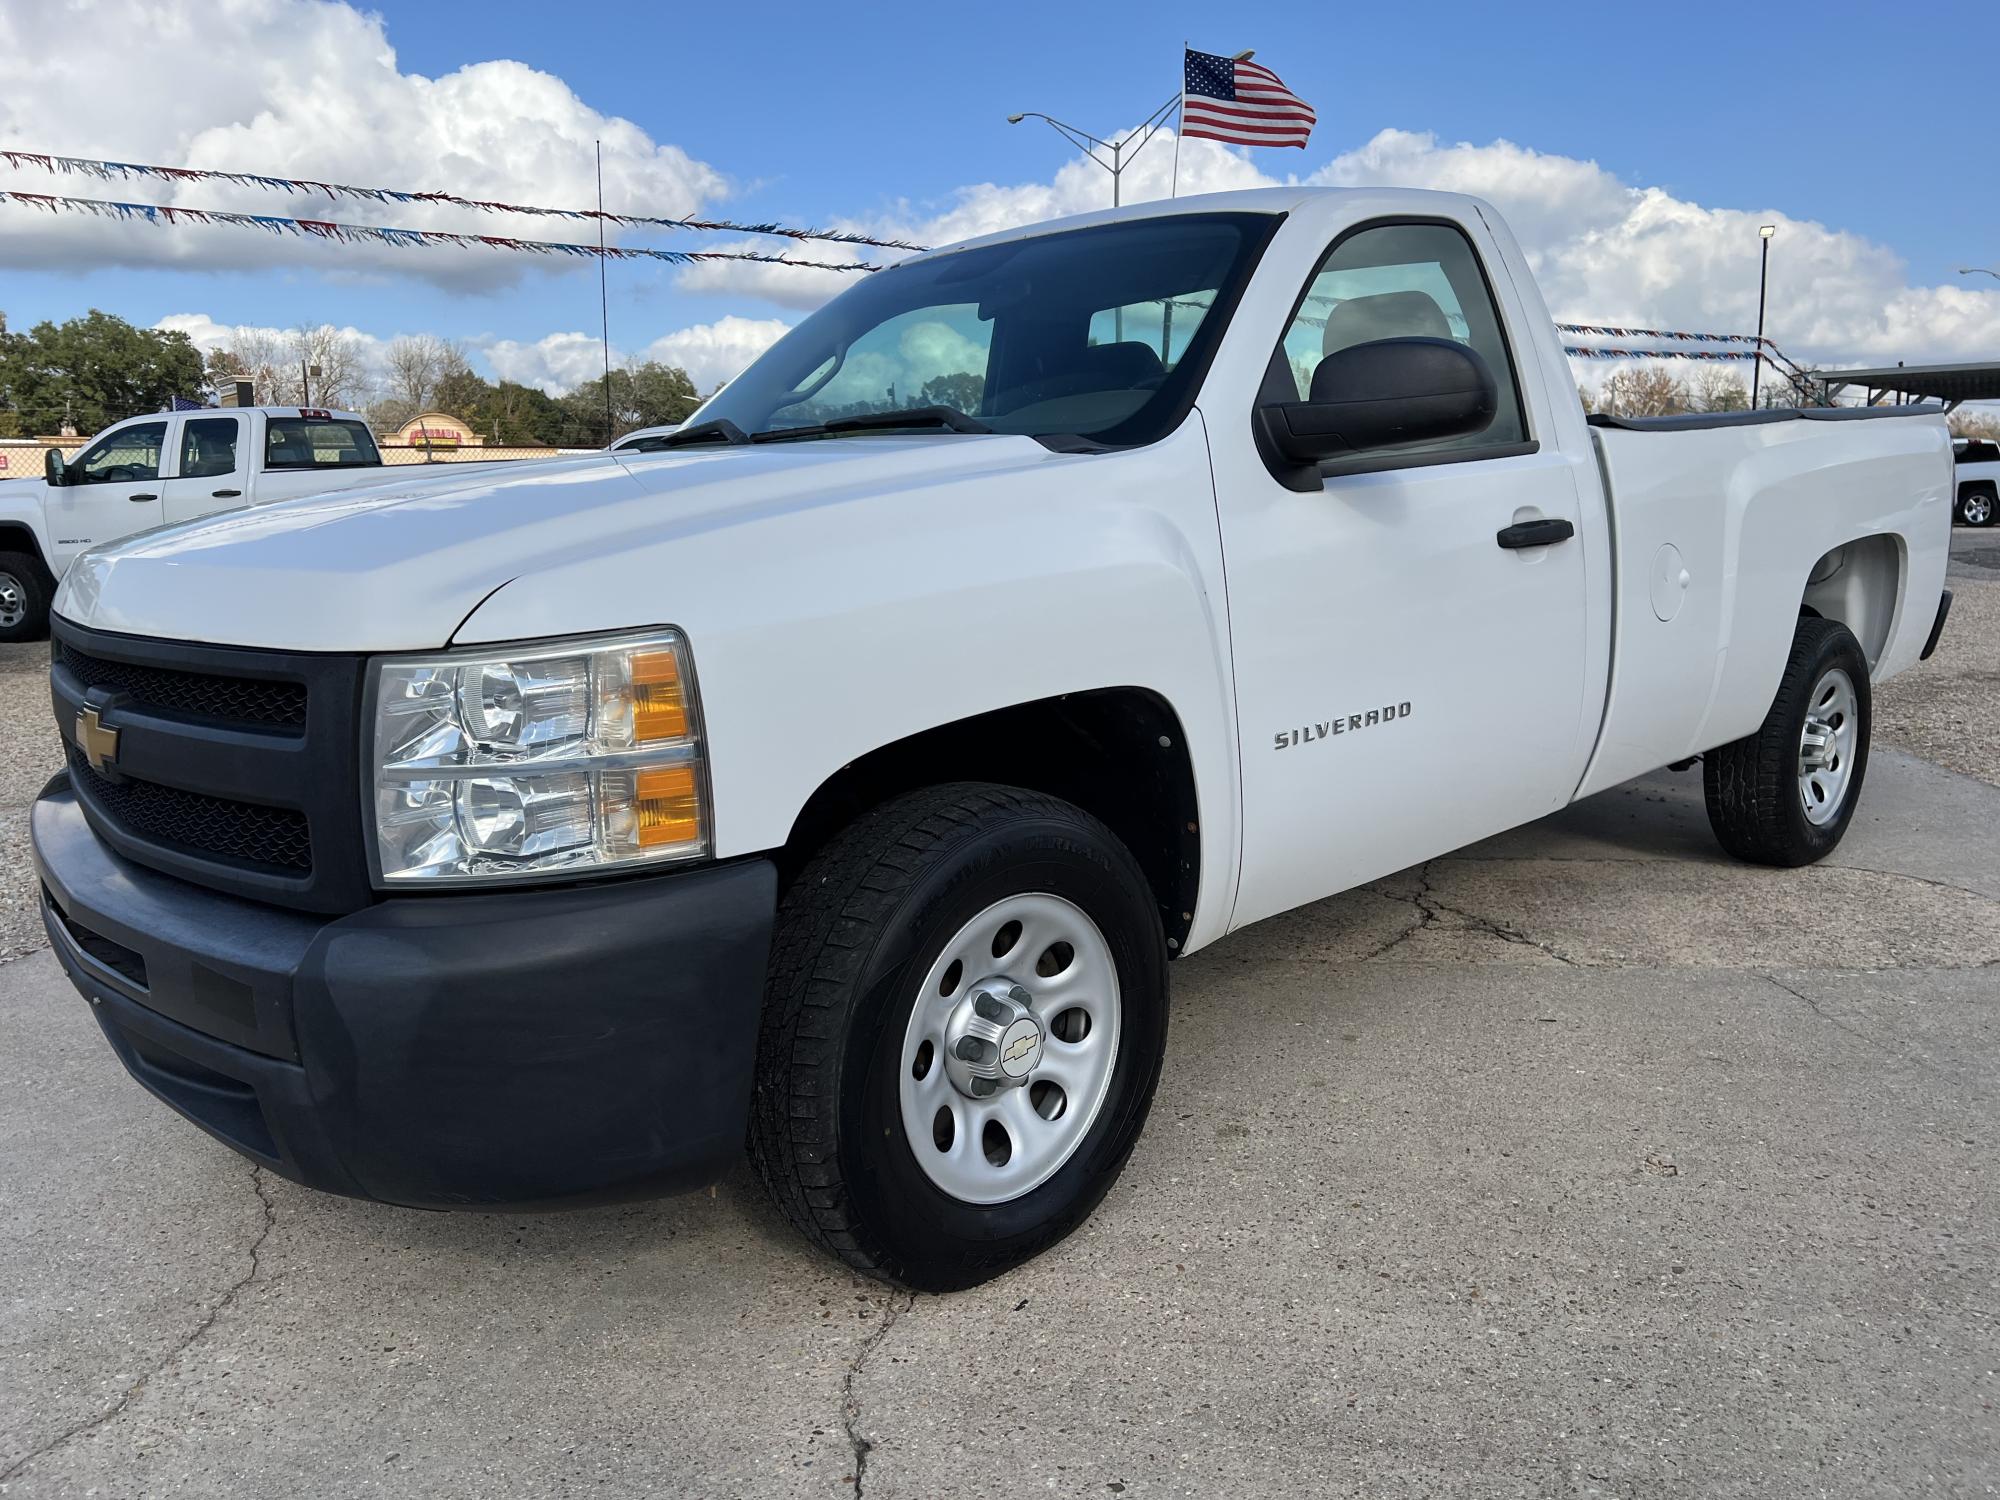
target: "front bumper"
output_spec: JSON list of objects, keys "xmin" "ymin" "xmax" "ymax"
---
[{"xmin": 32, "ymin": 779, "xmax": 777, "ymax": 1209}]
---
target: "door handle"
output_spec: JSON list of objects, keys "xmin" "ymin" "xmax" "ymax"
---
[
  {"xmin": 128, "ymin": 493, "xmax": 158, "ymax": 503},
  {"xmin": 211, "ymin": 489, "xmax": 242, "ymax": 498},
  {"xmin": 1496, "ymin": 517, "xmax": 1574, "ymax": 549}
]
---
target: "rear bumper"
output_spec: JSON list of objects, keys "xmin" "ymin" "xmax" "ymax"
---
[{"xmin": 32, "ymin": 780, "xmax": 776, "ymax": 1209}]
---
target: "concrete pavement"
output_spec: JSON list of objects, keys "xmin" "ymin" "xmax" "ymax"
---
[
  {"xmin": 3, "ymin": 747, "xmax": 1995, "ymax": 1497},
  {"xmin": 2, "ymin": 534, "xmax": 1995, "ymax": 1497}
]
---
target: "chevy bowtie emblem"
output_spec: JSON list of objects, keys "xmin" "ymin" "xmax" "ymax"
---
[{"xmin": 75, "ymin": 705, "xmax": 120, "ymax": 774}]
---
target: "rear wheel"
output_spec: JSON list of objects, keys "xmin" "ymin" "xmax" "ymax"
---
[
  {"xmin": 750, "ymin": 783, "xmax": 1169, "ymax": 1291},
  {"xmin": 1703, "ymin": 616, "xmax": 1871, "ymax": 866},
  {"xmin": 1960, "ymin": 486, "xmax": 1995, "ymax": 527},
  {"xmin": 0, "ymin": 553, "xmax": 52, "ymax": 644}
]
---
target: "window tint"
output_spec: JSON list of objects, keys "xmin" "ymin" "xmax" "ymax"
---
[
  {"xmin": 263, "ymin": 418, "xmax": 382, "ymax": 469},
  {"xmin": 73, "ymin": 422, "xmax": 167, "ymax": 484},
  {"xmin": 1959, "ymin": 440, "xmax": 2000, "ymax": 465},
  {"xmin": 1276, "ymin": 221, "xmax": 1527, "ymax": 457},
  {"xmin": 180, "ymin": 417, "xmax": 242, "ymax": 479}
]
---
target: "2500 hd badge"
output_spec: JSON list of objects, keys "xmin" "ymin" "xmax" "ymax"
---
[{"xmin": 1275, "ymin": 702, "xmax": 1413, "ymax": 750}]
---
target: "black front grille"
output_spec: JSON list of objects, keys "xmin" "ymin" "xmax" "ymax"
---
[
  {"xmin": 66, "ymin": 742, "xmax": 313, "ymax": 874},
  {"xmin": 56, "ymin": 641, "xmax": 306, "ymax": 730}
]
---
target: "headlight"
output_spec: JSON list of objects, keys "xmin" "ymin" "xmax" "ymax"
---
[{"xmin": 369, "ymin": 629, "xmax": 708, "ymax": 885}]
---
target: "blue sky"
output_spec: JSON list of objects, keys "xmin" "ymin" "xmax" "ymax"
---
[{"xmin": 1, "ymin": 0, "xmax": 1994, "ymax": 397}]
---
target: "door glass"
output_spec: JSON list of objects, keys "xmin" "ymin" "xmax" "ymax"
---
[
  {"xmin": 72, "ymin": 422, "xmax": 167, "ymax": 484},
  {"xmin": 1276, "ymin": 222, "xmax": 1527, "ymax": 456},
  {"xmin": 179, "ymin": 418, "xmax": 242, "ymax": 479}
]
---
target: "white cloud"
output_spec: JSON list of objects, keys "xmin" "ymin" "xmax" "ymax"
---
[
  {"xmin": 0, "ymin": 0, "xmax": 725, "ymax": 289},
  {"xmin": 644, "ymin": 316, "xmax": 792, "ymax": 391},
  {"xmin": 481, "ymin": 331, "xmax": 614, "ymax": 395}
]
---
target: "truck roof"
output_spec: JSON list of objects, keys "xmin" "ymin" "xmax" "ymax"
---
[{"xmin": 905, "ymin": 185, "xmax": 1493, "ymax": 264}]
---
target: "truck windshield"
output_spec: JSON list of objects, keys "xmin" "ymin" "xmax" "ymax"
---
[
  {"xmin": 264, "ymin": 417, "xmax": 382, "ymax": 470},
  {"xmin": 693, "ymin": 212, "xmax": 1277, "ymax": 447}
]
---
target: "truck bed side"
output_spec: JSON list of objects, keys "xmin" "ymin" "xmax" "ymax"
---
[{"xmin": 1576, "ymin": 407, "xmax": 1953, "ymax": 799}]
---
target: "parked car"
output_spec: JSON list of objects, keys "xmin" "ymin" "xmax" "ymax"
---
[
  {"xmin": 1954, "ymin": 436, "xmax": 1998, "ymax": 525},
  {"xmin": 607, "ymin": 423, "xmax": 682, "ymax": 451},
  {"xmin": 32, "ymin": 187, "xmax": 1959, "ymax": 1290},
  {"xmin": 0, "ymin": 407, "xmax": 390, "ymax": 642}
]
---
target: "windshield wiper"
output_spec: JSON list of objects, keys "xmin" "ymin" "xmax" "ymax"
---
[
  {"xmin": 751, "ymin": 406, "xmax": 993, "ymax": 443},
  {"xmin": 647, "ymin": 418, "xmax": 751, "ymax": 449}
]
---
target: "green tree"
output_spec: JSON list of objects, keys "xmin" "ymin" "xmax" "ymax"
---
[
  {"xmin": 0, "ymin": 310, "xmax": 206, "ymax": 434},
  {"xmin": 468, "ymin": 380, "xmax": 569, "ymax": 446},
  {"xmin": 558, "ymin": 361, "xmax": 702, "ymax": 444},
  {"xmin": 918, "ymin": 371, "xmax": 986, "ymax": 414}
]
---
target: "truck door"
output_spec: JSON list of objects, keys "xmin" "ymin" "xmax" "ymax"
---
[
  {"xmin": 161, "ymin": 414, "xmax": 248, "ymax": 524},
  {"xmin": 1216, "ymin": 216, "xmax": 1592, "ymax": 929},
  {"xmin": 47, "ymin": 419, "xmax": 171, "ymax": 573}
]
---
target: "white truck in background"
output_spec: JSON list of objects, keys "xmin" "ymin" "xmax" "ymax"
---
[
  {"xmin": 1955, "ymin": 435, "xmax": 1998, "ymax": 525},
  {"xmin": 32, "ymin": 186, "xmax": 1959, "ymax": 1291},
  {"xmin": 0, "ymin": 407, "xmax": 387, "ymax": 641}
]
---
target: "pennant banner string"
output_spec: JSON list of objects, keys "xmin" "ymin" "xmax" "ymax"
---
[
  {"xmin": 0, "ymin": 190, "xmax": 883, "ymax": 273},
  {"xmin": 0, "ymin": 150, "xmax": 928, "ymax": 253}
]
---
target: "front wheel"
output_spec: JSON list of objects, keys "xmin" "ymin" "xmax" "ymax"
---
[
  {"xmin": 0, "ymin": 553, "xmax": 52, "ymax": 644},
  {"xmin": 1703, "ymin": 616, "xmax": 1871, "ymax": 866},
  {"xmin": 750, "ymin": 783, "xmax": 1169, "ymax": 1291}
]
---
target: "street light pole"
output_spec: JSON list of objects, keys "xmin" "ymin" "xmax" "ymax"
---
[
  {"xmin": 1958, "ymin": 266, "xmax": 2000, "ymax": 280},
  {"xmin": 1006, "ymin": 99, "xmax": 1180, "ymax": 208},
  {"xmin": 1752, "ymin": 224, "xmax": 1776, "ymax": 409}
]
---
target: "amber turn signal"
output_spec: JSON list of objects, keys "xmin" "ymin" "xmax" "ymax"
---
[{"xmin": 635, "ymin": 764, "xmax": 701, "ymax": 847}]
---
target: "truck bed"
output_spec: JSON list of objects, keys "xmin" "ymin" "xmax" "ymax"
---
[{"xmin": 1576, "ymin": 404, "xmax": 1953, "ymax": 798}]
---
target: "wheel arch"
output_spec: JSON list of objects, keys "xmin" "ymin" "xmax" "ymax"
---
[
  {"xmin": 0, "ymin": 523, "xmax": 52, "ymax": 578},
  {"xmin": 776, "ymin": 687, "xmax": 1203, "ymax": 955},
  {"xmin": 1800, "ymin": 532, "xmax": 1903, "ymax": 673}
]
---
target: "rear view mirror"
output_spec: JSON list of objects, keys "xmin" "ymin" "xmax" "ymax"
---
[
  {"xmin": 1255, "ymin": 336, "xmax": 1497, "ymax": 476},
  {"xmin": 43, "ymin": 447, "xmax": 69, "ymax": 488}
]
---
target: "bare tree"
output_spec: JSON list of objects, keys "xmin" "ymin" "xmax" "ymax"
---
[
  {"xmin": 1597, "ymin": 364, "xmax": 1690, "ymax": 418},
  {"xmin": 1687, "ymin": 366, "xmax": 1750, "ymax": 414},
  {"xmin": 375, "ymin": 335, "xmax": 470, "ymax": 427},
  {"xmin": 206, "ymin": 324, "xmax": 371, "ymax": 409}
]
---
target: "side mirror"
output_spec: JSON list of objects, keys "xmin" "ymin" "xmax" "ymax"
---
[
  {"xmin": 43, "ymin": 447, "xmax": 69, "ymax": 488},
  {"xmin": 1255, "ymin": 336, "xmax": 1497, "ymax": 479}
]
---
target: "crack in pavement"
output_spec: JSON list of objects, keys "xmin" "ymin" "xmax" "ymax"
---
[
  {"xmin": 840, "ymin": 1289, "xmax": 914, "ymax": 1496},
  {"xmin": 1439, "ymin": 851, "xmax": 2000, "ymax": 907},
  {"xmin": 1762, "ymin": 973, "xmax": 1936, "ymax": 1074},
  {"xmin": 0, "ymin": 1163, "xmax": 276, "ymax": 1488},
  {"xmin": 1361, "ymin": 861, "xmax": 1579, "ymax": 966}
]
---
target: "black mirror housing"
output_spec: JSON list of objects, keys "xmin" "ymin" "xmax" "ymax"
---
[
  {"xmin": 1255, "ymin": 337, "xmax": 1498, "ymax": 479},
  {"xmin": 43, "ymin": 447, "xmax": 69, "ymax": 487}
]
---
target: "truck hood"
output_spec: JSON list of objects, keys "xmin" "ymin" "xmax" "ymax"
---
[{"xmin": 55, "ymin": 437, "xmax": 1058, "ymax": 650}]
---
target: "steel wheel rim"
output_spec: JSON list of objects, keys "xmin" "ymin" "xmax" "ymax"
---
[
  {"xmin": 0, "ymin": 573, "xmax": 23, "ymax": 630},
  {"xmin": 1798, "ymin": 665, "xmax": 1859, "ymax": 826},
  {"xmin": 898, "ymin": 891, "xmax": 1122, "ymax": 1206}
]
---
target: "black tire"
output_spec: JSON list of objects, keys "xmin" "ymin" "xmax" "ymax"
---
[
  {"xmin": 1703, "ymin": 616, "xmax": 1871, "ymax": 866},
  {"xmin": 750, "ymin": 782, "xmax": 1169, "ymax": 1292},
  {"xmin": 0, "ymin": 552, "xmax": 53, "ymax": 644},
  {"xmin": 1959, "ymin": 484, "xmax": 1996, "ymax": 528}
]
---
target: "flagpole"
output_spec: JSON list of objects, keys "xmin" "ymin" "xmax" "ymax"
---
[{"xmin": 1170, "ymin": 42, "xmax": 1185, "ymax": 199}]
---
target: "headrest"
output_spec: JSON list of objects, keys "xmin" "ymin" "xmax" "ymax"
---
[{"xmin": 1321, "ymin": 291, "xmax": 1452, "ymax": 358}]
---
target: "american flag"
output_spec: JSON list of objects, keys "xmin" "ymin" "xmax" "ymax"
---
[
  {"xmin": 169, "ymin": 394, "xmax": 212, "ymax": 410},
  {"xmin": 1181, "ymin": 49, "xmax": 1316, "ymax": 149}
]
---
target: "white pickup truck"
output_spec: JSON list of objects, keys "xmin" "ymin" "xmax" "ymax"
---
[
  {"xmin": 32, "ymin": 187, "xmax": 1957, "ymax": 1291},
  {"xmin": 0, "ymin": 406, "xmax": 386, "ymax": 642},
  {"xmin": 1955, "ymin": 436, "xmax": 1998, "ymax": 525}
]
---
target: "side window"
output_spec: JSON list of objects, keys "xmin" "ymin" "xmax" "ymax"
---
[
  {"xmin": 1276, "ymin": 221, "xmax": 1527, "ymax": 457},
  {"xmin": 72, "ymin": 422, "xmax": 168, "ymax": 484},
  {"xmin": 179, "ymin": 418, "xmax": 242, "ymax": 479}
]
